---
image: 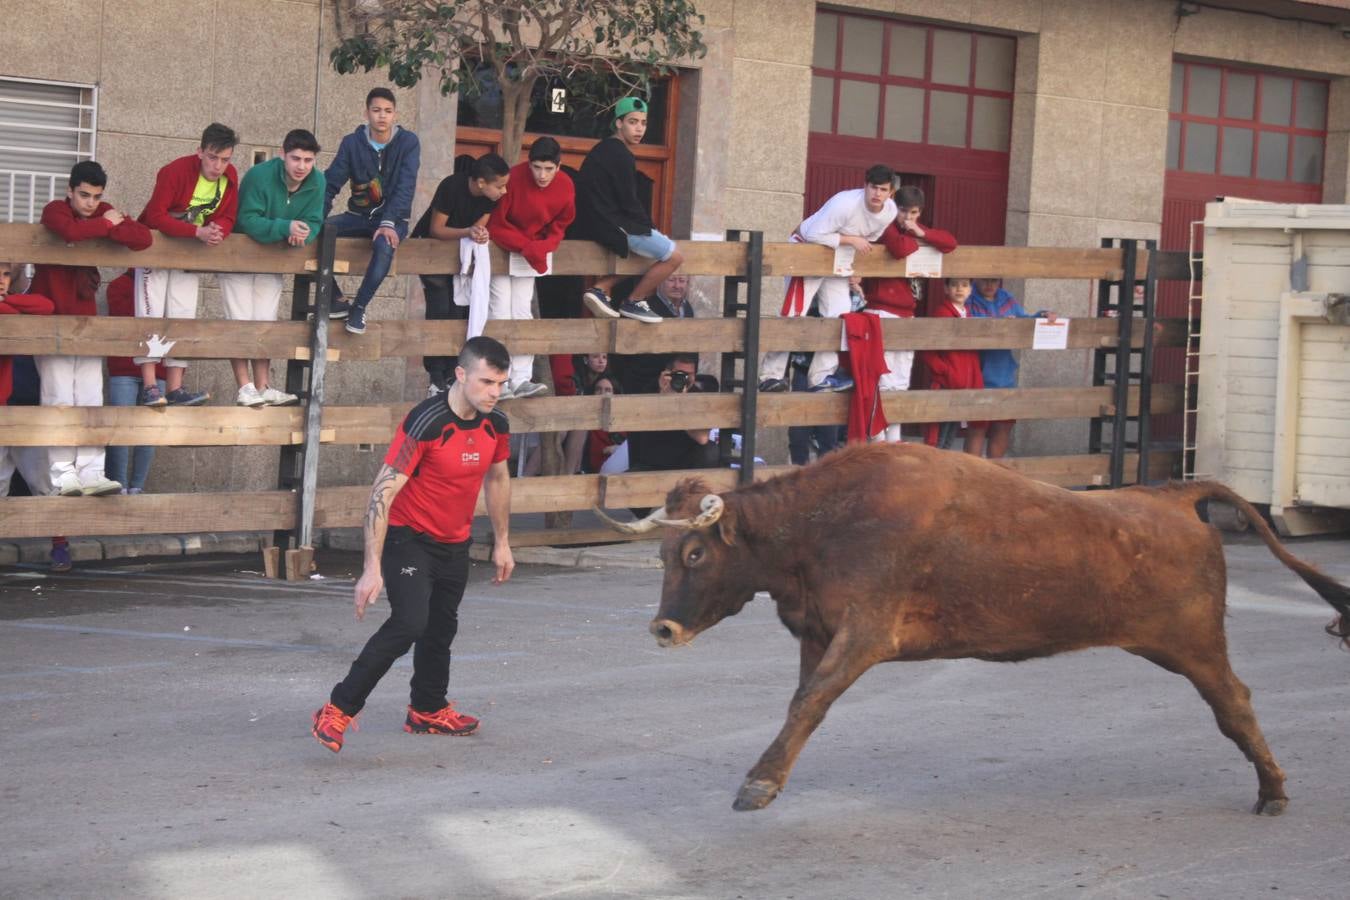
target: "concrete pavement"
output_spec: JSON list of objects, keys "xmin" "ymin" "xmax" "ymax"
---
[{"xmin": 2, "ymin": 535, "xmax": 1348, "ymax": 899}]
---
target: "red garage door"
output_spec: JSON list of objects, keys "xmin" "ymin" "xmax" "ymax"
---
[
  {"xmin": 805, "ymin": 11, "xmax": 1014, "ymax": 248},
  {"xmin": 1157, "ymin": 60, "xmax": 1328, "ymax": 438}
]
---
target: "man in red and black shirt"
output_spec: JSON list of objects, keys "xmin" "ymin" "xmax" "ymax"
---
[{"xmin": 312, "ymin": 336, "xmax": 515, "ymax": 753}]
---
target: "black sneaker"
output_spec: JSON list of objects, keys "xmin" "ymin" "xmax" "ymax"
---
[
  {"xmin": 582, "ymin": 288, "xmax": 620, "ymax": 319},
  {"xmin": 139, "ymin": 384, "xmax": 167, "ymax": 407},
  {"xmin": 618, "ymin": 298, "xmax": 663, "ymax": 324},
  {"xmin": 328, "ymin": 298, "xmax": 351, "ymax": 320},
  {"xmin": 166, "ymin": 388, "xmax": 210, "ymax": 406},
  {"xmin": 758, "ymin": 377, "xmax": 790, "ymax": 393},
  {"xmin": 345, "ymin": 303, "xmax": 367, "ymax": 335}
]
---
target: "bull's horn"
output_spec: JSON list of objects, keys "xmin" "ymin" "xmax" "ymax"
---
[
  {"xmin": 592, "ymin": 505, "xmax": 670, "ymax": 534},
  {"xmin": 654, "ymin": 494, "xmax": 724, "ymax": 530}
]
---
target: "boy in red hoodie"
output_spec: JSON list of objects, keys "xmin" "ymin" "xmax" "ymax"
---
[
  {"xmin": 916, "ymin": 277, "xmax": 983, "ymax": 449},
  {"xmin": 128, "ymin": 122, "xmax": 239, "ymax": 407},
  {"xmin": 861, "ymin": 184, "xmax": 958, "ymax": 443},
  {"xmin": 31, "ymin": 161, "xmax": 152, "ymax": 496},
  {"xmin": 487, "ymin": 136, "xmax": 576, "ymax": 398}
]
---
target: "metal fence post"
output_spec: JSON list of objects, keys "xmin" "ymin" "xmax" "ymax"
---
[{"xmin": 294, "ymin": 226, "xmax": 337, "ymax": 550}]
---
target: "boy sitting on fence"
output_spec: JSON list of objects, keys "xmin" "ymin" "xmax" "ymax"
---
[
  {"xmin": 860, "ymin": 184, "xmax": 958, "ymax": 443},
  {"xmin": 32, "ymin": 161, "xmax": 152, "ymax": 497},
  {"xmin": 916, "ymin": 277, "xmax": 983, "ymax": 449},
  {"xmin": 573, "ymin": 97, "xmax": 683, "ymax": 325}
]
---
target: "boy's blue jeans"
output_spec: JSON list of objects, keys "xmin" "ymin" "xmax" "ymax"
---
[
  {"xmin": 327, "ymin": 213, "xmax": 408, "ymax": 308},
  {"xmin": 106, "ymin": 375, "xmax": 163, "ymax": 490}
]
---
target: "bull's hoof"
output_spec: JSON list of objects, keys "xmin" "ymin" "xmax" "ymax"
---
[
  {"xmin": 1253, "ymin": 797, "xmax": 1288, "ymax": 816},
  {"xmin": 733, "ymin": 779, "xmax": 780, "ymax": 811}
]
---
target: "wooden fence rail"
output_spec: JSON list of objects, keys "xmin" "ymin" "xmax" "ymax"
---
[{"xmin": 0, "ymin": 224, "xmax": 1185, "ymax": 563}]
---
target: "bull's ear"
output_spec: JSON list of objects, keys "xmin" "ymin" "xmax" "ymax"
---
[{"xmin": 716, "ymin": 507, "xmax": 737, "ymax": 547}]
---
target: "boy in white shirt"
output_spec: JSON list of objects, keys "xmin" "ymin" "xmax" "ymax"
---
[{"xmin": 759, "ymin": 164, "xmax": 897, "ymax": 393}]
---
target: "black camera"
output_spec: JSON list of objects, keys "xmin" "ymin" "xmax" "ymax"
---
[{"xmin": 668, "ymin": 370, "xmax": 692, "ymax": 392}]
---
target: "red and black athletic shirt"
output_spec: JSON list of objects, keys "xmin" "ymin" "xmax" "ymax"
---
[{"xmin": 384, "ymin": 396, "xmax": 511, "ymax": 543}]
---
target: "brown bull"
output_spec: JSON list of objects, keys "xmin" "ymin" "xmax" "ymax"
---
[{"xmin": 597, "ymin": 442, "xmax": 1350, "ymax": 815}]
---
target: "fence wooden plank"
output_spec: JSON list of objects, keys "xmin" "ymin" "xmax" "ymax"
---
[
  {"xmin": 0, "ymin": 450, "xmax": 1181, "ymax": 539},
  {"xmin": 0, "ymin": 223, "xmax": 1171, "ymax": 280},
  {"xmin": 0, "ymin": 384, "xmax": 1184, "ymax": 446},
  {"xmin": 1, "ymin": 314, "xmax": 1186, "ymax": 358},
  {"xmin": 0, "ymin": 491, "xmax": 297, "ymax": 538}
]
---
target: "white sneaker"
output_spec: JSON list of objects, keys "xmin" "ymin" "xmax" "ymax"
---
[
  {"xmin": 510, "ymin": 381, "xmax": 549, "ymax": 399},
  {"xmin": 54, "ymin": 473, "xmax": 83, "ymax": 496},
  {"xmin": 427, "ymin": 383, "xmax": 445, "ymax": 398},
  {"xmin": 81, "ymin": 476, "xmax": 123, "ymax": 496},
  {"xmin": 236, "ymin": 383, "xmax": 265, "ymax": 407},
  {"xmin": 498, "ymin": 382, "xmax": 515, "ymax": 400},
  {"xmin": 261, "ymin": 386, "xmax": 300, "ymax": 407}
]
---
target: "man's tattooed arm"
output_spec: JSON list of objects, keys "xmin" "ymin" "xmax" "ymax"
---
[{"xmin": 363, "ymin": 463, "xmax": 409, "ymax": 570}]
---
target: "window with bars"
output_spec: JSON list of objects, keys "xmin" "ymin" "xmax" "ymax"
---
[
  {"xmin": 0, "ymin": 77, "xmax": 97, "ymax": 223},
  {"xmin": 1167, "ymin": 61, "xmax": 1327, "ymax": 186},
  {"xmin": 808, "ymin": 12, "xmax": 1015, "ymax": 153}
]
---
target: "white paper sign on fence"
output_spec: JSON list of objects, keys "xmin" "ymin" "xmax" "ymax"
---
[
  {"xmin": 904, "ymin": 245, "xmax": 944, "ymax": 278},
  {"xmin": 832, "ymin": 245, "xmax": 855, "ymax": 277},
  {"xmin": 1032, "ymin": 317, "xmax": 1070, "ymax": 350}
]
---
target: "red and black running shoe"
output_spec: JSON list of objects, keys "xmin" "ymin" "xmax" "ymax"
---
[
  {"xmin": 404, "ymin": 703, "xmax": 479, "ymax": 736},
  {"xmin": 311, "ymin": 703, "xmax": 354, "ymax": 753}
]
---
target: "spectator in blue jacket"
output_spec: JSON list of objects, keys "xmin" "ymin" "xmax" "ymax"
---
[
  {"xmin": 323, "ymin": 88, "xmax": 421, "ymax": 336},
  {"xmin": 965, "ymin": 278, "xmax": 1056, "ymax": 459}
]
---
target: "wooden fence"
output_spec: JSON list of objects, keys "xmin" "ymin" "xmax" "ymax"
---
[{"xmin": 0, "ymin": 224, "xmax": 1186, "ymax": 574}]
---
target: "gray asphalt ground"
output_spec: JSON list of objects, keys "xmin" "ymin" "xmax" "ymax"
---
[{"xmin": 2, "ymin": 534, "xmax": 1348, "ymax": 900}]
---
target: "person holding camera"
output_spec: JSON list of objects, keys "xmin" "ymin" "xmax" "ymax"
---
[{"xmin": 625, "ymin": 352, "xmax": 717, "ymax": 472}]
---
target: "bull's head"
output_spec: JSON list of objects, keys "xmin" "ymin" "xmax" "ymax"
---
[{"xmin": 595, "ymin": 479, "xmax": 759, "ymax": 648}]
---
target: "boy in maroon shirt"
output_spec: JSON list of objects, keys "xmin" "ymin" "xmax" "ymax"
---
[
  {"xmin": 860, "ymin": 184, "xmax": 958, "ymax": 443},
  {"xmin": 31, "ymin": 161, "xmax": 152, "ymax": 496},
  {"xmin": 312, "ymin": 336, "xmax": 516, "ymax": 753}
]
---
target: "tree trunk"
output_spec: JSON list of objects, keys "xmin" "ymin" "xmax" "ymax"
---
[{"xmin": 498, "ymin": 74, "xmax": 538, "ymax": 162}]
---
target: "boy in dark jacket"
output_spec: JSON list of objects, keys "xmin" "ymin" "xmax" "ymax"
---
[
  {"xmin": 31, "ymin": 161, "xmax": 152, "ymax": 496},
  {"xmin": 323, "ymin": 87, "xmax": 421, "ymax": 335},
  {"xmin": 573, "ymin": 97, "xmax": 683, "ymax": 325}
]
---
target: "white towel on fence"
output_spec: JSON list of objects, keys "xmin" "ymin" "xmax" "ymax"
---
[{"xmin": 454, "ymin": 238, "xmax": 492, "ymax": 338}]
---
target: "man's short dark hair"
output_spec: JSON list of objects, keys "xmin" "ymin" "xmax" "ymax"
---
[
  {"xmin": 458, "ymin": 335, "xmax": 511, "ymax": 374},
  {"xmin": 864, "ymin": 164, "xmax": 895, "ymax": 186},
  {"xmin": 69, "ymin": 160, "xmax": 107, "ymax": 189},
  {"xmin": 471, "ymin": 153, "xmax": 510, "ymax": 181},
  {"xmin": 896, "ymin": 185, "xmax": 925, "ymax": 210},
  {"xmin": 366, "ymin": 87, "xmax": 396, "ymax": 108},
  {"xmin": 661, "ymin": 352, "xmax": 699, "ymax": 371},
  {"xmin": 283, "ymin": 129, "xmax": 320, "ymax": 155},
  {"xmin": 201, "ymin": 123, "xmax": 239, "ymax": 153},
  {"xmin": 528, "ymin": 137, "xmax": 562, "ymax": 164}
]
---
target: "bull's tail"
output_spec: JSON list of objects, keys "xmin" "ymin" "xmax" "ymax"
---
[{"xmin": 1178, "ymin": 481, "xmax": 1350, "ymax": 648}]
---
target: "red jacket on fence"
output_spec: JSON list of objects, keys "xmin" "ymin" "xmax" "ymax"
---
[
  {"xmin": 104, "ymin": 275, "xmax": 165, "ymax": 380},
  {"xmin": 32, "ymin": 199, "xmax": 153, "ymax": 316}
]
